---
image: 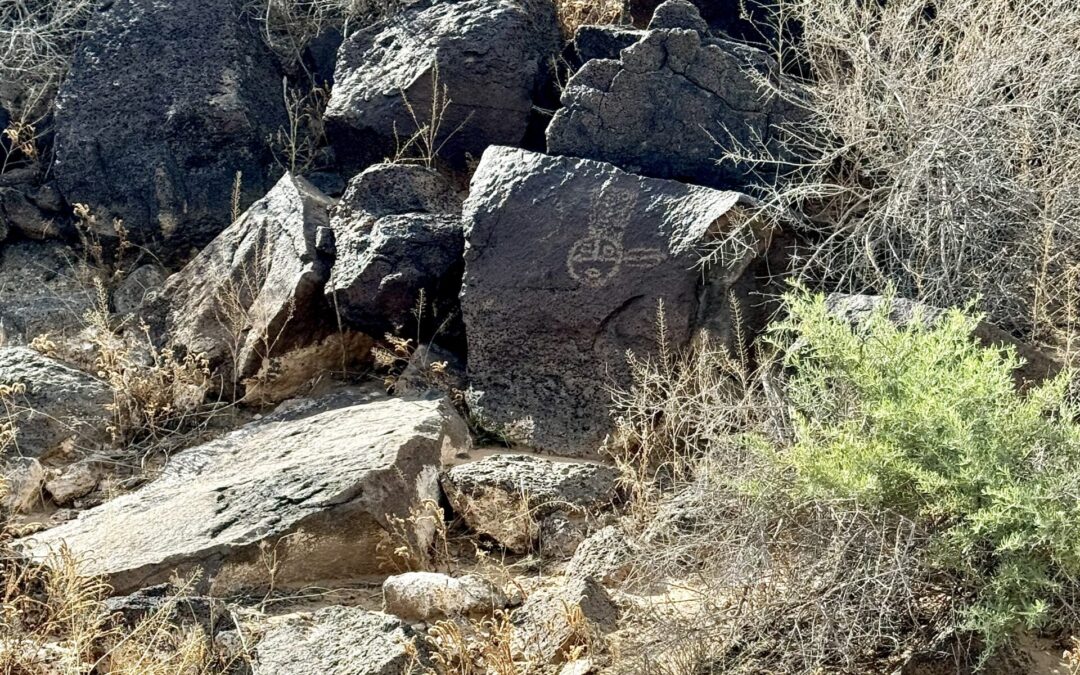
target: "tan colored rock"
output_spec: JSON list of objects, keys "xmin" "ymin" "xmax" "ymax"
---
[
  {"xmin": 17, "ymin": 395, "xmax": 466, "ymax": 594},
  {"xmin": 44, "ymin": 461, "xmax": 100, "ymax": 506},
  {"xmin": 512, "ymin": 577, "xmax": 619, "ymax": 665},
  {"xmin": 2, "ymin": 457, "xmax": 45, "ymax": 513},
  {"xmin": 382, "ymin": 572, "xmax": 507, "ymax": 621}
]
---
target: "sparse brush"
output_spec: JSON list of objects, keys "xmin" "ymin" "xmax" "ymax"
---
[
  {"xmin": 84, "ymin": 278, "xmax": 216, "ymax": 456},
  {"xmin": 248, "ymin": 0, "xmax": 409, "ymax": 64},
  {"xmin": 739, "ymin": 0, "xmax": 1080, "ymax": 352},
  {"xmin": 269, "ymin": 78, "xmax": 330, "ymax": 175},
  {"xmin": 553, "ymin": 0, "xmax": 624, "ymax": 38}
]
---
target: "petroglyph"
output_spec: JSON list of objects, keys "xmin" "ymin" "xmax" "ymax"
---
[{"xmin": 566, "ymin": 183, "xmax": 667, "ymax": 288}]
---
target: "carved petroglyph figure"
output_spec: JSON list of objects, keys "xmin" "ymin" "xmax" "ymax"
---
[{"xmin": 566, "ymin": 183, "xmax": 666, "ymax": 288}]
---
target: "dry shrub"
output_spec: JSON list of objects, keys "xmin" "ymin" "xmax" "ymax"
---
[
  {"xmin": 744, "ymin": 0, "xmax": 1080, "ymax": 348},
  {"xmin": 83, "ymin": 279, "xmax": 217, "ymax": 454},
  {"xmin": 248, "ymin": 0, "xmax": 412, "ymax": 63},
  {"xmin": 0, "ymin": 0, "xmax": 98, "ymax": 114},
  {"xmin": 554, "ymin": 0, "xmax": 624, "ymax": 37},
  {"xmin": 605, "ymin": 312, "xmax": 951, "ymax": 673}
]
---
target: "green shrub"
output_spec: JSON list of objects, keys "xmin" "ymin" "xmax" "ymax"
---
[{"xmin": 770, "ymin": 288, "xmax": 1080, "ymax": 654}]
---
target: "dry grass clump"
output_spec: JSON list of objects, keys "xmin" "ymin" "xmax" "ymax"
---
[
  {"xmin": 248, "ymin": 0, "xmax": 412, "ymax": 64},
  {"xmin": 81, "ymin": 279, "xmax": 218, "ymax": 456},
  {"xmin": 743, "ymin": 0, "xmax": 1080, "ymax": 348},
  {"xmin": 0, "ymin": 0, "xmax": 98, "ymax": 113},
  {"xmin": 553, "ymin": 0, "xmax": 624, "ymax": 38}
]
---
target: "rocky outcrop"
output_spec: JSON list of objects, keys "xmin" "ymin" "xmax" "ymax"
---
[
  {"xmin": 383, "ymin": 572, "xmax": 507, "ymax": 621},
  {"xmin": 51, "ymin": 0, "xmax": 287, "ymax": 256},
  {"xmin": 17, "ymin": 395, "xmax": 467, "ymax": 595},
  {"xmin": 0, "ymin": 347, "xmax": 111, "ymax": 459},
  {"xmin": 325, "ymin": 0, "xmax": 559, "ymax": 170},
  {"xmin": 327, "ymin": 164, "xmax": 464, "ymax": 338},
  {"xmin": 441, "ymin": 454, "xmax": 619, "ymax": 554},
  {"xmin": 461, "ymin": 146, "xmax": 771, "ymax": 455},
  {"xmin": 254, "ymin": 606, "xmax": 427, "ymax": 675},
  {"xmin": 0, "ymin": 241, "xmax": 95, "ymax": 344},
  {"xmin": 511, "ymin": 577, "xmax": 619, "ymax": 664},
  {"xmin": 151, "ymin": 174, "xmax": 337, "ymax": 384},
  {"xmin": 548, "ymin": 0, "xmax": 800, "ymax": 191},
  {"xmin": 825, "ymin": 293, "xmax": 1063, "ymax": 387}
]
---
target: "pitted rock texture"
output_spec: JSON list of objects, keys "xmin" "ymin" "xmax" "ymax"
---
[
  {"xmin": 548, "ymin": 0, "xmax": 801, "ymax": 190},
  {"xmin": 151, "ymin": 173, "xmax": 337, "ymax": 383},
  {"xmin": 461, "ymin": 146, "xmax": 767, "ymax": 455},
  {"xmin": 51, "ymin": 0, "xmax": 286, "ymax": 257},
  {"xmin": 254, "ymin": 606, "xmax": 428, "ymax": 675},
  {"xmin": 0, "ymin": 347, "xmax": 111, "ymax": 459},
  {"xmin": 18, "ymin": 396, "xmax": 466, "ymax": 595},
  {"xmin": 441, "ymin": 454, "xmax": 619, "ymax": 553},
  {"xmin": 0, "ymin": 241, "xmax": 95, "ymax": 345},
  {"xmin": 325, "ymin": 0, "xmax": 559, "ymax": 170},
  {"xmin": 328, "ymin": 164, "xmax": 464, "ymax": 338},
  {"xmin": 511, "ymin": 577, "xmax": 619, "ymax": 664},
  {"xmin": 383, "ymin": 572, "xmax": 507, "ymax": 621}
]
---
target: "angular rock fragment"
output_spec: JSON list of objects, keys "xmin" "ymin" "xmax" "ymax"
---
[
  {"xmin": 44, "ymin": 461, "xmax": 101, "ymax": 507},
  {"xmin": 383, "ymin": 572, "xmax": 507, "ymax": 621},
  {"xmin": 548, "ymin": 0, "xmax": 801, "ymax": 190},
  {"xmin": 151, "ymin": 174, "xmax": 337, "ymax": 384},
  {"xmin": 1, "ymin": 457, "xmax": 45, "ymax": 513},
  {"xmin": 442, "ymin": 454, "xmax": 619, "ymax": 553},
  {"xmin": 565, "ymin": 526, "xmax": 632, "ymax": 585},
  {"xmin": 511, "ymin": 577, "xmax": 619, "ymax": 664},
  {"xmin": 18, "ymin": 396, "xmax": 466, "ymax": 595},
  {"xmin": 0, "ymin": 347, "xmax": 111, "ymax": 459},
  {"xmin": 112, "ymin": 265, "xmax": 168, "ymax": 315},
  {"xmin": 254, "ymin": 606, "xmax": 427, "ymax": 675},
  {"xmin": 326, "ymin": 0, "xmax": 559, "ymax": 169},
  {"xmin": 461, "ymin": 146, "xmax": 771, "ymax": 455},
  {"xmin": 51, "ymin": 0, "xmax": 287, "ymax": 255},
  {"xmin": 327, "ymin": 164, "xmax": 464, "ymax": 338}
]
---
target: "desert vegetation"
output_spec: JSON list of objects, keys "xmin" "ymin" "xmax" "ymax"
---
[{"xmin": 5, "ymin": 0, "xmax": 1080, "ymax": 672}]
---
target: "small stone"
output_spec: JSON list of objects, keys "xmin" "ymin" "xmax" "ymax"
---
[
  {"xmin": 382, "ymin": 572, "xmax": 507, "ymax": 621},
  {"xmin": 566, "ymin": 526, "xmax": 632, "ymax": 585},
  {"xmin": 2, "ymin": 457, "xmax": 45, "ymax": 513},
  {"xmin": 44, "ymin": 461, "xmax": 100, "ymax": 507}
]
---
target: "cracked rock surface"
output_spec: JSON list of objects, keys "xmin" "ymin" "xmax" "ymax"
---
[
  {"xmin": 548, "ymin": 0, "xmax": 801, "ymax": 190},
  {"xmin": 460, "ymin": 145, "xmax": 764, "ymax": 455},
  {"xmin": 325, "ymin": 0, "xmax": 559, "ymax": 170},
  {"xmin": 17, "ymin": 396, "xmax": 467, "ymax": 595}
]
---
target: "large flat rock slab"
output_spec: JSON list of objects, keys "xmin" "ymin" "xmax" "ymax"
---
[
  {"xmin": 460, "ymin": 146, "xmax": 769, "ymax": 455},
  {"xmin": 17, "ymin": 396, "xmax": 467, "ymax": 594}
]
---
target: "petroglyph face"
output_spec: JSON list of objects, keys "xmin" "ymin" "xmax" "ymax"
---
[
  {"xmin": 565, "ymin": 182, "xmax": 668, "ymax": 288},
  {"xmin": 568, "ymin": 231, "xmax": 624, "ymax": 287}
]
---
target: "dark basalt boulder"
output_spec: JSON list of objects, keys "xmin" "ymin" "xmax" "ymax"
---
[
  {"xmin": 51, "ymin": 0, "xmax": 287, "ymax": 259},
  {"xmin": 548, "ymin": 0, "xmax": 803, "ymax": 192},
  {"xmin": 325, "ymin": 0, "xmax": 560, "ymax": 171}
]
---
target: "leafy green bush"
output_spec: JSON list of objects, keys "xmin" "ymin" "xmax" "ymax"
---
[{"xmin": 770, "ymin": 288, "xmax": 1080, "ymax": 654}]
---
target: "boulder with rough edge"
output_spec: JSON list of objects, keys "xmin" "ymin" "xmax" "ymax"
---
[
  {"xmin": 441, "ymin": 454, "xmax": 619, "ymax": 554},
  {"xmin": 325, "ymin": 0, "xmax": 559, "ymax": 170},
  {"xmin": 2, "ymin": 457, "xmax": 45, "ymax": 514},
  {"xmin": 825, "ymin": 293, "xmax": 1063, "ymax": 387},
  {"xmin": 548, "ymin": 0, "xmax": 801, "ymax": 191},
  {"xmin": 565, "ymin": 526, "xmax": 632, "ymax": 585},
  {"xmin": 254, "ymin": 606, "xmax": 428, "ymax": 675},
  {"xmin": 0, "ymin": 241, "xmax": 95, "ymax": 345},
  {"xmin": 461, "ymin": 146, "xmax": 770, "ymax": 455},
  {"xmin": 44, "ymin": 461, "xmax": 101, "ymax": 507},
  {"xmin": 151, "ymin": 174, "xmax": 337, "ymax": 384},
  {"xmin": 17, "ymin": 396, "xmax": 467, "ymax": 595},
  {"xmin": 0, "ymin": 347, "xmax": 111, "ymax": 460},
  {"xmin": 112, "ymin": 265, "xmax": 168, "ymax": 315},
  {"xmin": 382, "ymin": 572, "xmax": 507, "ymax": 621},
  {"xmin": 328, "ymin": 164, "xmax": 464, "ymax": 337},
  {"xmin": 511, "ymin": 577, "xmax": 619, "ymax": 664},
  {"xmin": 51, "ymin": 0, "xmax": 286, "ymax": 257}
]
